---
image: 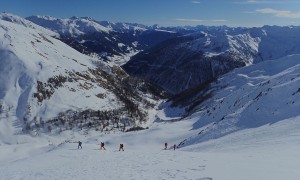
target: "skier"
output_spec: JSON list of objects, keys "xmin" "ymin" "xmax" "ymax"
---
[
  {"xmin": 119, "ymin": 144, "xmax": 124, "ymax": 151},
  {"xmin": 78, "ymin": 141, "xmax": 82, "ymax": 149},
  {"xmin": 164, "ymin": 142, "xmax": 168, "ymax": 150},
  {"xmin": 100, "ymin": 142, "xmax": 106, "ymax": 150},
  {"xmin": 173, "ymin": 144, "xmax": 176, "ymax": 150}
]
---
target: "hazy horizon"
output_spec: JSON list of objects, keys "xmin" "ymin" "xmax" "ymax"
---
[{"xmin": 0, "ymin": 0, "xmax": 300, "ymax": 27}]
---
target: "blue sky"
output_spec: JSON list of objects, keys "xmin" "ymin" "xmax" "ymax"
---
[{"xmin": 0, "ymin": 0, "xmax": 299, "ymax": 27}]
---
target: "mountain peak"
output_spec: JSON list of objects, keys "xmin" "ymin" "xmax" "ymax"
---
[
  {"xmin": 69, "ymin": 16, "xmax": 79, "ymax": 20},
  {"xmin": 0, "ymin": 12, "xmax": 27, "ymax": 24}
]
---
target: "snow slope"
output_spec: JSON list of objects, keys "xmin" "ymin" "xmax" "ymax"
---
[
  {"xmin": 0, "ymin": 18, "xmax": 108, "ymax": 118},
  {"xmin": 178, "ymin": 54, "xmax": 300, "ymax": 148},
  {"xmin": 0, "ymin": 17, "xmax": 111, "ymax": 143},
  {"xmin": 0, "ymin": 108, "xmax": 299, "ymax": 180}
]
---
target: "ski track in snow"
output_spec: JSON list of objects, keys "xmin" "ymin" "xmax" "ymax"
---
[{"xmin": 1, "ymin": 139, "xmax": 299, "ymax": 180}]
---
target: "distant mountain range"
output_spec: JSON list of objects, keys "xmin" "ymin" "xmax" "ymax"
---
[
  {"xmin": 123, "ymin": 26, "xmax": 300, "ymax": 94},
  {"xmin": 23, "ymin": 15, "xmax": 300, "ymax": 95},
  {"xmin": 26, "ymin": 15, "xmax": 180, "ymax": 65}
]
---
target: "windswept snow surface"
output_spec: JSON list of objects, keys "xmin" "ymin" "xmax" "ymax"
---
[{"xmin": 0, "ymin": 114, "xmax": 300, "ymax": 180}]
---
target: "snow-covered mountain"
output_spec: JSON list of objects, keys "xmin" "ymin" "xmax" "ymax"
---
[
  {"xmin": 0, "ymin": 14, "xmax": 167, "ymax": 144},
  {"xmin": 26, "ymin": 15, "xmax": 112, "ymax": 36},
  {"xmin": 0, "ymin": 13, "xmax": 58, "ymax": 37},
  {"xmin": 123, "ymin": 26, "xmax": 300, "ymax": 94},
  {"xmin": 26, "ymin": 15, "xmax": 179, "ymax": 65}
]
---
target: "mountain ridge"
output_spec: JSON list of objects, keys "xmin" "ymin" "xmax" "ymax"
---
[
  {"xmin": 123, "ymin": 25, "xmax": 300, "ymax": 94},
  {"xmin": 25, "ymin": 14, "xmax": 181, "ymax": 66}
]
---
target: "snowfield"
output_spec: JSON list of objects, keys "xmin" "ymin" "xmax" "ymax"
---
[{"xmin": 1, "ymin": 115, "xmax": 300, "ymax": 180}]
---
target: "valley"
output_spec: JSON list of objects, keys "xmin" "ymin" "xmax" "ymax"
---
[{"xmin": 0, "ymin": 11, "xmax": 300, "ymax": 180}]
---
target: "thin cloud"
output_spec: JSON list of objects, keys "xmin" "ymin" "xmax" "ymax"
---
[
  {"xmin": 212, "ymin": 20, "xmax": 228, "ymax": 22},
  {"xmin": 246, "ymin": 0, "xmax": 276, "ymax": 3},
  {"xmin": 235, "ymin": 0, "xmax": 298, "ymax": 4},
  {"xmin": 256, "ymin": 8, "xmax": 300, "ymax": 18},
  {"xmin": 191, "ymin": 1, "xmax": 201, "ymax": 4},
  {"xmin": 243, "ymin": 11, "xmax": 257, "ymax": 14},
  {"xmin": 176, "ymin": 18, "xmax": 204, "ymax": 22},
  {"xmin": 175, "ymin": 18, "xmax": 228, "ymax": 22}
]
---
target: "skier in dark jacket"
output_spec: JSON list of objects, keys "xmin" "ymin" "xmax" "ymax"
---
[
  {"xmin": 78, "ymin": 141, "xmax": 82, "ymax": 149},
  {"xmin": 173, "ymin": 144, "xmax": 176, "ymax": 150},
  {"xmin": 119, "ymin": 144, "xmax": 124, "ymax": 151},
  {"xmin": 164, "ymin": 142, "xmax": 168, "ymax": 150},
  {"xmin": 100, "ymin": 142, "xmax": 106, "ymax": 150}
]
